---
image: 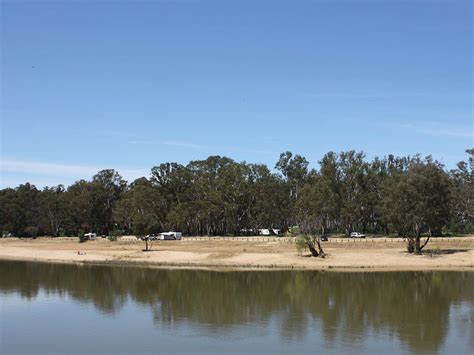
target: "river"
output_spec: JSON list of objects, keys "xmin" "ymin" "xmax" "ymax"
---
[{"xmin": 0, "ymin": 261, "xmax": 472, "ymax": 354}]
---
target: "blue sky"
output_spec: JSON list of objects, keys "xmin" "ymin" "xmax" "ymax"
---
[{"xmin": 1, "ymin": 0, "xmax": 472, "ymax": 187}]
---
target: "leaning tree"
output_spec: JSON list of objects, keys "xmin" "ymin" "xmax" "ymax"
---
[{"xmin": 294, "ymin": 176, "xmax": 328, "ymax": 257}]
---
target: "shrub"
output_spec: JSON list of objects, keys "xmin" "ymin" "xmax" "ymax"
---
[
  {"xmin": 295, "ymin": 236, "xmax": 308, "ymax": 255},
  {"xmin": 108, "ymin": 229, "xmax": 121, "ymax": 242},
  {"xmin": 288, "ymin": 226, "xmax": 301, "ymax": 237}
]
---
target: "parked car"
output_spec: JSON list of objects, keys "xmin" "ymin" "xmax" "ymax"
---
[
  {"xmin": 350, "ymin": 232, "xmax": 366, "ymax": 238},
  {"xmin": 320, "ymin": 235, "xmax": 330, "ymax": 242}
]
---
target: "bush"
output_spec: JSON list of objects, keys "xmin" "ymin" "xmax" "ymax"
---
[
  {"xmin": 108, "ymin": 229, "xmax": 121, "ymax": 242},
  {"xmin": 447, "ymin": 221, "xmax": 474, "ymax": 234},
  {"xmin": 288, "ymin": 226, "xmax": 301, "ymax": 237},
  {"xmin": 295, "ymin": 236, "xmax": 308, "ymax": 255}
]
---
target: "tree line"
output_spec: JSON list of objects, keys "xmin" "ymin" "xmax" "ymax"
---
[{"xmin": 1, "ymin": 149, "xmax": 472, "ymax": 246}]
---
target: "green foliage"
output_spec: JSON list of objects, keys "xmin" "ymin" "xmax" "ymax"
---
[
  {"xmin": 0, "ymin": 150, "xmax": 472, "ymax": 239},
  {"xmin": 295, "ymin": 236, "xmax": 308, "ymax": 254},
  {"xmin": 447, "ymin": 221, "xmax": 474, "ymax": 234},
  {"xmin": 108, "ymin": 228, "xmax": 123, "ymax": 241},
  {"xmin": 288, "ymin": 226, "xmax": 301, "ymax": 236},
  {"xmin": 110, "ymin": 229, "xmax": 122, "ymax": 237},
  {"xmin": 381, "ymin": 156, "xmax": 453, "ymax": 252}
]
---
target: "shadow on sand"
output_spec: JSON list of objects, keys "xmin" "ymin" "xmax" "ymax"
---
[{"xmin": 423, "ymin": 249, "xmax": 469, "ymax": 256}]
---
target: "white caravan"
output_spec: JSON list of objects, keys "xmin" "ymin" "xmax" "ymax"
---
[
  {"xmin": 159, "ymin": 231, "xmax": 182, "ymax": 240},
  {"xmin": 258, "ymin": 229, "xmax": 281, "ymax": 236}
]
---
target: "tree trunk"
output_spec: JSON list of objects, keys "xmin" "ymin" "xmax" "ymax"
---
[
  {"xmin": 315, "ymin": 239, "xmax": 326, "ymax": 258},
  {"xmin": 415, "ymin": 236, "xmax": 421, "ymax": 254},
  {"xmin": 306, "ymin": 236, "xmax": 325, "ymax": 257},
  {"xmin": 414, "ymin": 223, "xmax": 423, "ymax": 254},
  {"xmin": 307, "ymin": 242, "xmax": 319, "ymax": 257},
  {"xmin": 416, "ymin": 235, "xmax": 430, "ymax": 254},
  {"xmin": 345, "ymin": 222, "xmax": 353, "ymax": 237}
]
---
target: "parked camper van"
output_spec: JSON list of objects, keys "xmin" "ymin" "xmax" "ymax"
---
[{"xmin": 159, "ymin": 231, "xmax": 182, "ymax": 240}]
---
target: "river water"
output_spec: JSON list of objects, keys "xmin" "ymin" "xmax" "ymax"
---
[{"xmin": 0, "ymin": 261, "xmax": 472, "ymax": 354}]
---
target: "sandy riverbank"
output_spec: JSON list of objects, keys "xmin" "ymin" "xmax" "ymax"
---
[{"xmin": 0, "ymin": 237, "xmax": 473, "ymax": 271}]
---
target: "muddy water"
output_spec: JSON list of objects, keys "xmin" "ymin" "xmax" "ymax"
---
[{"xmin": 0, "ymin": 261, "xmax": 472, "ymax": 354}]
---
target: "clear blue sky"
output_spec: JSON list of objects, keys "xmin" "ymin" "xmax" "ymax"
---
[{"xmin": 1, "ymin": 0, "xmax": 472, "ymax": 187}]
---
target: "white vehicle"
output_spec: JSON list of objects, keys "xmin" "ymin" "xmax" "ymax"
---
[
  {"xmin": 83, "ymin": 232, "xmax": 97, "ymax": 240},
  {"xmin": 258, "ymin": 228, "xmax": 281, "ymax": 236},
  {"xmin": 159, "ymin": 231, "xmax": 182, "ymax": 240},
  {"xmin": 350, "ymin": 232, "xmax": 366, "ymax": 238}
]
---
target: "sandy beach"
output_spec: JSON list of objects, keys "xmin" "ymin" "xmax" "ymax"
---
[{"xmin": 0, "ymin": 236, "xmax": 473, "ymax": 271}]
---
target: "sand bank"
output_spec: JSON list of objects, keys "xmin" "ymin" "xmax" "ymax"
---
[{"xmin": 0, "ymin": 237, "xmax": 473, "ymax": 271}]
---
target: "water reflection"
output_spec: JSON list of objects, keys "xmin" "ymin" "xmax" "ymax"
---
[{"xmin": 0, "ymin": 261, "xmax": 472, "ymax": 353}]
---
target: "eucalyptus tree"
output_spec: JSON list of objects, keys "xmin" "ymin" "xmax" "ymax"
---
[
  {"xmin": 91, "ymin": 169, "xmax": 127, "ymax": 235},
  {"xmin": 65, "ymin": 180, "xmax": 95, "ymax": 235},
  {"xmin": 382, "ymin": 156, "xmax": 451, "ymax": 253},
  {"xmin": 250, "ymin": 165, "xmax": 291, "ymax": 231},
  {"xmin": 0, "ymin": 183, "xmax": 40, "ymax": 236},
  {"xmin": 185, "ymin": 156, "xmax": 244, "ymax": 235},
  {"xmin": 295, "ymin": 174, "xmax": 328, "ymax": 257},
  {"xmin": 150, "ymin": 162, "xmax": 191, "ymax": 207},
  {"xmin": 114, "ymin": 178, "xmax": 161, "ymax": 235},
  {"xmin": 318, "ymin": 152, "xmax": 342, "ymax": 232},
  {"xmin": 275, "ymin": 151, "xmax": 309, "ymax": 200},
  {"xmin": 38, "ymin": 185, "xmax": 67, "ymax": 236},
  {"xmin": 0, "ymin": 188, "xmax": 18, "ymax": 235},
  {"xmin": 275, "ymin": 151, "xmax": 309, "ymax": 229},
  {"xmin": 336, "ymin": 151, "xmax": 371, "ymax": 236},
  {"xmin": 449, "ymin": 149, "xmax": 474, "ymax": 232},
  {"xmin": 297, "ymin": 174, "xmax": 334, "ymax": 235}
]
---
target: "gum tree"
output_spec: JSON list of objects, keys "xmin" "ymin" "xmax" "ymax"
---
[{"xmin": 382, "ymin": 156, "xmax": 451, "ymax": 254}]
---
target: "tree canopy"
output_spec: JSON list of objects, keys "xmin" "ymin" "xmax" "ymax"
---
[{"xmin": 1, "ymin": 150, "xmax": 472, "ymax": 243}]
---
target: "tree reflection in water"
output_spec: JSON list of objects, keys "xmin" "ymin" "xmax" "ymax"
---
[{"xmin": 0, "ymin": 261, "xmax": 472, "ymax": 353}]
